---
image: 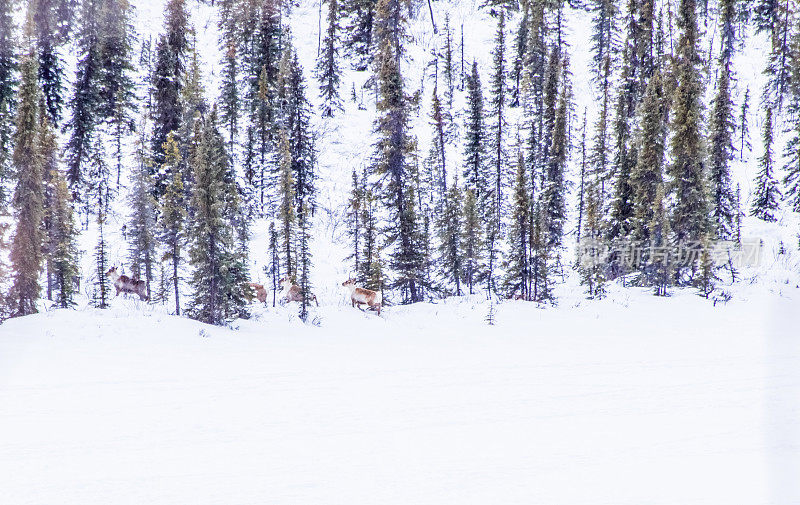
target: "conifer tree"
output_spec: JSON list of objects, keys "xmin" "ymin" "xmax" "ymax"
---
[
  {"xmin": 346, "ymin": 168, "xmax": 363, "ymax": 273},
  {"xmin": 316, "ymin": 0, "xmax": 343, "ymax": 117},
  {"xmin": 461, "ymin": 187, "xmax": 482, "ymax": 295},
  {"xmin": 510, "ymin": 0, "xmax": 528, "ymax": 108},
  {"xmin": 47, "ymin": 163, "xmax": 78, "ymax": 308},
  {"xmin": 427, "ymin": 84, "xmax": 447, "ymax": 204},
  {"xmin": 541, "ymin": 55, "xmax": 570, "ymax": 256},
  {"xmin": 784, "ymin": 20, "xmax": 800, "ymax": 214},
  {"xmin": 579, "ymin": 176, "xmax": 605, "ymax": 299},
  {"xmin": 576, "ymin": 109, "xmax": 588, "ymax": 245},
  {"xmin": 267, "ymin": 221, "xmax": 280, "ymax": 306},
  {"xmin": 669, "ymin": 0, "xmax": 709, "ymax": 253},
  {"xmin": 649, "ymin": 182, "xmax": 672, "ymax": 295},
  {"xmin": 98, "ymin": 0, "xmax": 136, "ymax": 188},
  {"xmin": 128, "ymin": 132, "xmax": 157, "ymax": 301},
  {"xmin": 785, "ymin": 119, "xmax": 800, "ymax": 214},
  {"xmin": 591, "ymin": 54, "xmax": 612, "ymax": 198},
  {"xmin": 590, "ymin": 0, "xmax": 618, "ymax": 84},
  {"xmin": 9, "ymin": 46, "xmax": 44, "ymax": 317},
  {"xmin": 359, "ymin": 185, "xmax": 383, "ymax": 291},
  {"xmin": 297, "ymin": 199, "xmax": 313, "ymax": 321},
  {"xmin": 739, "ymin": 86, "xmax": 751, "ymax": 160},
  {"xmin": 187, "ymin": 107, "xmax": 249, "ymax": 325},
  {"xmin": 160, "ymin": 132, "xmax": 185, "ymax": 315},
  {"xmin": 277, "ymin": 132, "xmax": 296, "ymax": 278},
  {"xmin": 462, "ymin": 61, "xmax": 488, "ymax": 201},
  {"xmin": 31, "ymin": 0, "xmax": 74, "ymax": 125},
  {"xmin": 751, "ymin": 107, "xmax": 781, "ymax": 222},
  {"xmin": 0, "ymin": 0, "xmax": 16, "ymax": 208},
  {"xmin": 708, "ymin": 41, "xmax": 736, "ymax": 238},
  {"xmin": 761, "ymin": 0, "xmax": 793, "ymax": 109},
  {"xmin": 488, "ymin": 10, "xmax": 507, "ymax": 229},
  {"xmin": 529, "ymin": 201, "xmax": 551, "ymax": 303},
  {"xmin": 218, "ymin": 0, "xmax": 239, "ymax": 150},
  {"xmin": 372, "ymin": 0, "xmax": 426, "ymax": 303},
  {"xmin": 436, "ymin": 179, "xmax": 463, "ymax": 296},
  {"xmin": 93, "ymin": 203, "xmax": 110, "ymax": 308},
  {"xmin": 341, "ymin": 0, "xmax": 377, "ymax": 71},
  {"xmin": 441, "ymin": 14, "xmax": 455, "ymax": 120},
  {"xmin": 40, "ymin": 109, "xmax": 78, "ymax": 307},
  {"xmin": 504, "ymin": 148, "xmax": 531, "ymax": 299},
  {"xmin": 630, "ymin": 69, "xmax": 667, "ymax": 245},
  {"xmin": 151, "ymin": 0, "xmax": 189, "ymax": 174},
  {"xmin": 65, "ymin": 0, "xmax": 102, "ymax": 191}
]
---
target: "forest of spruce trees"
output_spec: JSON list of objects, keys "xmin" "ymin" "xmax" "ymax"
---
[{"xmin": 0, "ymin": 0, "xmax": 798, "ymax": 326}]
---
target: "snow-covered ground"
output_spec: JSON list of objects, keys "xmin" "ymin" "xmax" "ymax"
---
[{"xmin": 1, "ymin": 286, "xmax": 798, "ymax": 505}]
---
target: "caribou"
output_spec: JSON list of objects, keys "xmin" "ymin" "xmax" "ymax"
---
[
  {"xmin": 341, "ymin": 278, "xmax": 381, "ymax": 316},
  {"xmin": 105, "ymin": 266, "xmax": 149, "ymax": 301},
  {"xmin": 278, "ymin": 276, "xmax": 319, "ymax": 306}
]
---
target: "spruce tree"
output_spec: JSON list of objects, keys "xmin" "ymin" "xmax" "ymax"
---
[
  {"xmin": 590, "ymin": 0, "xmax": 618, "ymax": 84},
  {"xmin": 31, "ymin": 0, "xmax": 74, "ymax": 125},
  {"xmin": 341, "ymin": 0, "xmax": 377, "ymax": 71},
  {"xmin": 488, "ymin": 9, "xmax": 507, "ymax": 252},
  {"xmin": 187, "ymin": 107, "xmax": 249, "ymax": 325},
  {"xmin": 47, "ymin": 163, "xmax": 79, "ymax": 308},
  {"xmin": 372, "ymin": 0, "xmax": 426, "ymax": 303},
  {"xmin": 510, "ymin": 0, "xmax": 529, "ymax": 108},
  {"xmin": 151, "ymin": 0, "xmax": 189, "ymax": 176},
  {"xmin": 277, "ymin": 131, "xmax": 296, "ymax": 278},
  {"xmin": 504, "ymin": 148, "xmax": 531, "ymax": 299},
  {"xmin": 0, "ymin": 0, "xmax": 16, "ymax": 208},
  {"xmin": 316, "ymin": 0, "xmax": 343, "ymax": 117},
  {"xmin": 761, "ymin": 0, "xmax": 792, "ymax": 109},
  {"xmin": 65, "ymin": 0, "xmax": 102, "ymax": 192},
  {"xmin": 436, "ymin": 179, "xmax": 463, "ymax": 296},
  {"xmin": 98, "ymin": 0, "xmax": 136, "ymax": 188},
  {"xmin": 669, "ymin": 0, "xmax": 709, "ymax": 253},
  {"xmin": 461, "ymin": 187, "xmax": 482, "ymax": 295},
  {"xmin": 297, "ymin": 199, "xmax": 313, "ymax": 321},
  {"xmin": 441, "ymin": 14, "xmax": 455, "ymax": 121},
  {"xmin": 630, "ymin": 69, "xmax": 667, "ymax": 245},
  {"xmin": 739, "ymin": 86, "xmax": 751, "ymax": 160},
  {"xmin": 579, "ymin": 177, "xmax": 605, "ymax": 299},
  {"xmin": 128, "ymin": 131, "xmax": 157, "ymax": 301},
  {"xmin": 751, "ymin": 107, "xmax": 781, "ymax": 222},
  {"xmin": 708, "ymin": 62, "xmax": 736, "ymax": 238},
  {"xmin": 218, "ymin": 0, "xmax": 239, "ymax": 150},
  {"xmin": 346, "ymin": 168, "xmax": 363, "ymax": 274},
  {"xmin": 93, "ymin": 202, "xmax": 110, "ymax": 308},
  {"xmin": 649, "ymin": 182, "xmax": 672, "ymax": 296},
  {"xmin": 160, "ymin": 132, "xmax": 185, "ymax": 315},
  {"xmin": 359, "ymin": 182, "xmax": 383, "ymax": 291},
  {"xmin": 37, "ymin": 109, "xmax": 78, "ymax": 308},
  {"xmin": 9, "ymin": 46, "xmax": 44, "ymax": 317},
  {"xmin": 462, "ymin": 61, "xmax": 488, "ymax": 202}
]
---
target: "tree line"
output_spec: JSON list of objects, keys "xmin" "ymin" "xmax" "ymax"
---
[{"xmin": 1, "ymin": 0, "xmax": 799, "ymax": 325}]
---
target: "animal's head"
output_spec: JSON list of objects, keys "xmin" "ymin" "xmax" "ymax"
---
[
  {"xmin": 342, "ymin": 278, "xmax": 356, "ymax": 287},
  {"xmin": 278, "ymin": 276, "xmax": 290, "ymax": 288},
  {"xmin": 105, "ymin": 266, "xmax": 117, "ymax": 278}
]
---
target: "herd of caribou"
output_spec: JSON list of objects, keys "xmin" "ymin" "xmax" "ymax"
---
[{"xmin": 105, "ymin": 267, "xmax": 382, "ymax": 315}]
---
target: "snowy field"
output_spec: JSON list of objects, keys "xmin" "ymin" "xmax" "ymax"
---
[{"xmin": 1, "ymin": 288, "xmax": 798, "ymax": 505}]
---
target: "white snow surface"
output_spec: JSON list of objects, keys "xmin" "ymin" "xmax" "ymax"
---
[{"xmin": 1, "ymin": 287, "xmax": 799, "ymax": 505}]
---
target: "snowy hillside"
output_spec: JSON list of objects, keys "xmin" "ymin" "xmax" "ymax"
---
[
  {"xmin": 1, "ymin": 289, "xmax": 798, "ymax": 504},
  {"xmin": 1, "ymin": 0, "xmax": 800, "ymax": 503}
]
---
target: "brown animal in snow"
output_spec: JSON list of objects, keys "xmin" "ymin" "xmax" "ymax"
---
[
  {"xmin": 248, "ymin": 283, "xmax": 268, "ymax": 303},
  {"xmin": 341, "ymin": 278, "xmax": 381, "ymax": 315},
  {"xmin": 278, "ymin": 276, "xmax": 319, "ymax": 306},
  {"xmin": 105, "ymin": 266, "xmax": 148, "ymax": 301}
]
